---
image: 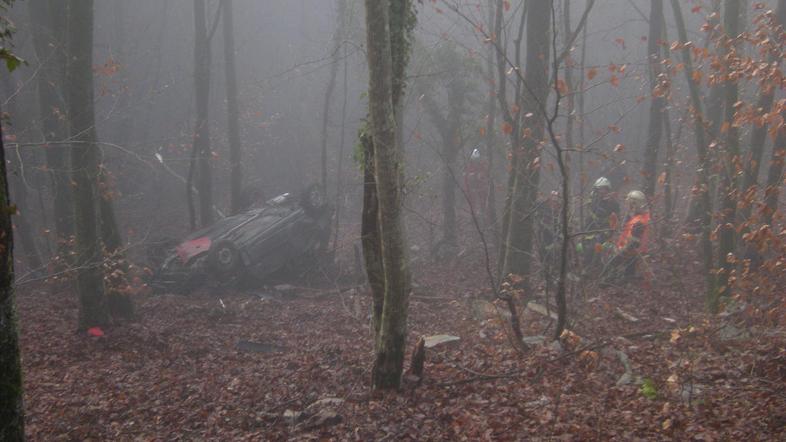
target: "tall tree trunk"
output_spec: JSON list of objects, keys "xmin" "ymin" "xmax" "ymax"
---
[
  {"xmin": 320, "ymin": 0, "xmax": 347, "ymax": 195},
  {"xmin": 577, "ymin": 14, "xmax": 588, "ymax": 231},
  {"xmin": 485, "ymin": 0, "xmax": 499, "ymax": 252},
  {"xmin": 223, "ymin": 0, "xmax": 243, "ymax": 215},
  {"xmin": 494, "ymin": 0, "xmax": 517, "ymax": 277},
  {"xmin": 422, "ymin": 81, "xmax": 465, "ymax": 251},
  {"xmin": 194, "ymin": 0, "xmax": 214, "ymax": 228},
  {"xmin": 687, "ymin": 0, "xmax": 723, "ymax": 225},
  {"xmin": 741, "ymin": 0, "xmax": 785, "ymax": 224},
  {"xmin": 364, "ymin": 0, "xmax": 414, "ymax": 390},
  {"xmin": 361, "ymin": 130, "xmax": 384, "ymax": 337},
  {"xmin": 716, "ymin": 0, "xmax": 742, "ymax": 309},
  {"xmin": 763, "ymin": 111, "xmax": 786, "ymax": 226},
  {"xmin": 661, "ymin": 108, "xmax": 676, "ymax": 229},
  {"xmin": 28, "ymin": 0, "xmax": 73, "ymax": 254},
  {"xmin": 8, "ymin": 152, "xmax": 43, "ymax": 274},
  {"xmin": 671, "ymin": 0, "xmax": 717, "ymax": 307},
  {"xmin": 0, "ymin": 107, "xmax": 24, "ymax": 440},
  {"xmin": 641, "ymin": 0, "xmax": 664, "ymax": 198},
  {"xmin": 68, "ymin": 0, "xmax": 109, "ymax": 329},
  {"xmin": 563, "ymin": 0, "xmax": 575, "ymax": 156},
  {"xmin": 763, "ymin": 0, "xmax": 786, "ymax": 225},
  {"xmin": 501, "ymin": 0, "xmax": 552, "ymax": 282},
  {"xmin": 441, "ymin": 145, "xmax": 458, "ymax": 248},
  {"xmin": 332, "ymin": 31, "xmax": 350, "ymax": 255},
  {"xmin": 2, "ymin": 74, "xmax": 44, "ymax": 274}
]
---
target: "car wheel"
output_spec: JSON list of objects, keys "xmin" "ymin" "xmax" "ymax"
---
[
  {"xmin": 301, "ymin": 184, "xmax": 326, "ymax": 215},
  {"xmin": 208, "ymin": 240, "xmax": 241, "ymax": 280}
]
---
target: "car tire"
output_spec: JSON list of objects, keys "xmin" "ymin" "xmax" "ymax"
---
[
  {"xmin": 208, "ymin": 240, "xmax": 241, "ymax": 281},
  {"xmin": 300, "ymin": 184, "xmax": 326, "ymax": 215}
]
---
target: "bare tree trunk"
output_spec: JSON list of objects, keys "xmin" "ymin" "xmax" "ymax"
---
[
  {"xmin": 671, "ymin": 0, "xmax": 717, "ymax": 307},
  {"xmin": 501, "ymin": 0, "xmax": 552, "ymax": 281},
  {"xmin": 741, "ymin": 0, "xmax": 785, "ymax": 224},
  {"xmin": 320, "ymin": 0, "xmax": 347, "ymax": 196},
  {"xmin": 333, "ymin": 33, "xmax": 350, "ymax": 255},
  {"xmin": 763, "ymin": 0, "xmax": 786, "ymax": 224},
  {"xmin": 641, "ymin": 0, "xmax": 664, "ymax": 198},
  {"xmin": 0, "ymin": 106, "xmax": 24, "ymax": 440},
  {"xmin": 8, "ymin": 154, "xmax": 43, "ymax": 273},
  {"xmin": 563, "ymin": 0, "xmax": 575, "ymax": 156},
  {"xmin": 421, "ymin": 79, "xmax": 465, "ymax": 251},
  {"xmin": 364, "ymin": 0, "xmax": 414, "ymax": 390},
  {"xmin": 714, "ymin": 0, "xmax": 742, "ymax": 311},
  {"xmin": 577, "ymin": 14, "xmax": 588, "ymax": 232},
  {"xmin": 98, "ymin": 169, "xmax": 123, "ymax": 253},
  {"xmin": 763, "ymin": 111, "xmax": 786, "ymax": 226},
  {"xmin": 661, "ymin": 109, "xmax": 676, "ymax": 229},
  {"xmin": 361, "ymin": 130, "xmax": 384, "ymax": 336},
  {"xmin": 193, "ymin": 0, "xmax": 214, "ymax": 228},
  {"xmin": 68, "ymin": 0, "xmax": 109, "ymax": 329},
  {"xmin": 441, "ymin": 146, "xmax": 458, "ymax": 248},
  {"xmin": 28, "ymin": 0, "xmax": 73, "ymax": 254},
  {"xmin": 223, "ymin": 0, "xmax": 243, "ymax": 215},
  {"xmin": 2, "ymin": 74, "xmax": 44, "ymax": 274},
  {"xmin": 687, "ymin": 0, "xmax": 723, "ymax": 225},
  {"xmin": 485, "ymin": 0, "xmax": 499, "ymax": 252}
]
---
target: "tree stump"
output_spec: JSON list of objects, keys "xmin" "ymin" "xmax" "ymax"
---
[{"xmin": 409, "ymin": 336, "xmax": 426, "ymax": 378}]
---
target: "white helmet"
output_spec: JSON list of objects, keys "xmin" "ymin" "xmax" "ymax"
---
[
  {"xmin": 593, "ymin": 177, "xmax": 611, "ymax": 189},
  {"xmin": 471, "ymin": 148, "xmax": 481, "ymax": 160},
  {"xmin": 626, "ymin": 190, "xmax": 646, "ymax": 210}
]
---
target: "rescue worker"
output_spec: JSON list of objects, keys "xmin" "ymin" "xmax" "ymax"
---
[
  {"xmin": 603, "ymin": 190, "xmax": 651, "ymax": 284},
  {"xmin": 582, "ymin": 177, "xmax": 620, "ymax": 272}
]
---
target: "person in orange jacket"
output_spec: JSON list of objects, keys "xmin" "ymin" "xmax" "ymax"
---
[{"xmin": 602, "ymin": 190, "xmax": 650, "ymax": 284}]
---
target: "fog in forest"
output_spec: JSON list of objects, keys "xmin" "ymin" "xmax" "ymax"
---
[{"xmin": 1, "ymin": 0, "xmax": 785, "ymax": 439}]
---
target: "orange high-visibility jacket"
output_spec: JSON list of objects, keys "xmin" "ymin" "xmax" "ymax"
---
[{"xmin": 617, "ymin": 212, "xmax": 650, "ymax": 253}]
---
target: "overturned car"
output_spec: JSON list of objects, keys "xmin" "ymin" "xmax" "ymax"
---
[{"xmin": 150, "ymin": 186, "xmax": 330, "ymax": 294}]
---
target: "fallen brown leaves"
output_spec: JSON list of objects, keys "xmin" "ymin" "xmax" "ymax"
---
[{"xmin": 17, "ymin": 248, "xmax": 786, "ymax": 440}]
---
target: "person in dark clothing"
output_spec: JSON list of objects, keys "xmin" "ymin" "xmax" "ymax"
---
[{"xmin": 582, "ymin": 177, "xmax": 620, "ymax": 273}]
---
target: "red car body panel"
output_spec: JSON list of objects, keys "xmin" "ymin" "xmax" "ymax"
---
[{"xmin": 176, "ymin": 236, "xmax": 212, "ymax": 263}]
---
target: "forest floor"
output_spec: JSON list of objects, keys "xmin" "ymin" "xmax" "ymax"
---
[{"xmin": 17, "ymin": 249, "xmax": 786, "ymax": 440}]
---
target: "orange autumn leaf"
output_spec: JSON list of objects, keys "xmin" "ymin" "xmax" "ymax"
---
[
  {"xmin": 587, "ymin": 67, "xmax": 598, "ymax": 80},
  {"xmin": 594, "ymin": 243, "xmax": 604, "ymax": 254},
  {"xmin": 610, "ymin": 75, "xmax": 620, "ymax": 87},
  {"xmin": 479, "ymin": 126, "xmax": 486, "ymax": 136},
  {"xmin": 614, "ymin": 143, "xmax": 625, "ymax": 152},
  {"xmin": 692, "ymin": 70, "xmax": 703, "ymax": 83},
  {"xmin": 556, "ymin": 79, "xmax": 568, "ymax": 95},
  {"xmin": 501, "ymin": 121, "xmax": 513, "ymax": 135}
]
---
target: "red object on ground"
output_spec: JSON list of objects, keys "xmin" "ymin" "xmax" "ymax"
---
[
  {"xmin": 87, "ymin": 327, "xmax": 104, "ymax": 337},
  {"xmin": 176, "ymin": 236, "xmax": 212, "ymax": 263}
]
